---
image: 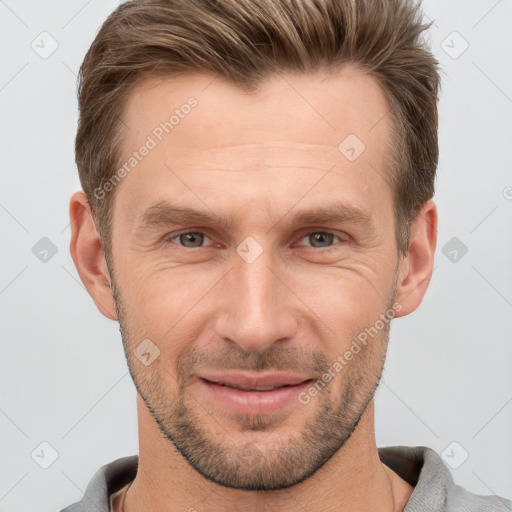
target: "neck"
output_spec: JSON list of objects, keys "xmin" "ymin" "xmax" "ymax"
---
[{"xmin": 125, "ymin": 396, "xmax": 413, "ymax": 512}]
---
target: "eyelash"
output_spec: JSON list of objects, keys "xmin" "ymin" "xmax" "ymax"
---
[{"xmin": 164, "ymin": 230, "xmax": 347, "ymax": 251}]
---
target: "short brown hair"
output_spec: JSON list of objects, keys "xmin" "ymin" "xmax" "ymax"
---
[{"xmin": 75, "ymin": 0, "xmax": 440, "ymax": 261}]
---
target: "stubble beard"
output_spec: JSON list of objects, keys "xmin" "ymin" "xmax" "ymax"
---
[{"xmin": 111, "ymin": 274, "xmax": 395, "ymax": 490}]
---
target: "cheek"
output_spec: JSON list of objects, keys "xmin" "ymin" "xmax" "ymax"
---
[
  {"xmin": 291, "ymin": 267, "xmax": 392, "ymax": 357},
  {"xmin": 123, "ymin": 260, "xmax": 207, "ymax": 314},
  {"xmin": 120, "ymin": 267, "xmax": 219, "ymax": 355},
  {"xmin": 293, "ymin": 262, "xmax": 390, "ymax": 318}
]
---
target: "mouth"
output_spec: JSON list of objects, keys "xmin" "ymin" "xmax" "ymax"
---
[
  {"xmin": 197, "ymin": 372, "xmax": 314, "ymax": 415},
  {"xmin": 204, "ymin": 382, "xmax": 300, "ymax": 391},
  {"xmin": 199, "ymin": 372, "xmax": 312, "ymax": 390}
]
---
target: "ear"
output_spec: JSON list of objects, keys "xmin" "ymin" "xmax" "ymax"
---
[
  {"xmin": 69, "ymin": 191, "xmax": 118, "ymax": 321},
  {"xmin": 393, "ymin": 199, "xmax": 437, "ymax": 317}
]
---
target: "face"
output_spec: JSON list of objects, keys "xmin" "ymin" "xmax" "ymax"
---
[{"xmin": 107, "ymin": 67, "xmax": 403, "ymax": 490}]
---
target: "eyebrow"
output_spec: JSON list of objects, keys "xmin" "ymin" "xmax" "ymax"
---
[{"xmin": 135, "ymin": 200, "xmax": 375, "ymax": 233}]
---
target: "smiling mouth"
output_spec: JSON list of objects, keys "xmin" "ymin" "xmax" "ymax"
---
[
  {"xmin": 200, "ymin": 379, "xmax": 313, "ymax": 391},
  {"xmin": 197, "ymin": 374, "xmax": 315, "ymax": 415}
]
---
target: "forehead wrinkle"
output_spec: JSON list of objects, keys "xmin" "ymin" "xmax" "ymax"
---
[{"xmin": 161, "ymin": 142, "xmax": 342, "ymax": 173}]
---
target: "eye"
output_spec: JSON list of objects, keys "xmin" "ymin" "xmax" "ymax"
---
[
  {"xmin": 296, "ymin": 231, "xmax": 345, "ymax": 249},
  {"xmin": 164, "ymin": 230, "xmax": 346, "ymax": 251},
  {"xmin": 167, "ymin": 231, "xmax": 213, "ymax": 248}
]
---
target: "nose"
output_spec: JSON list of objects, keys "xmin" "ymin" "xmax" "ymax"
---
[{"xmin": 213, "ymin": 247, "xmax": 298, "ymax": 353}]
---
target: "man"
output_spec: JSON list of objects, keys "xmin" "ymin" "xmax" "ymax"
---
[{"xmin": 62, "ymin": 0, "xmax": 511, "ymax": 511}]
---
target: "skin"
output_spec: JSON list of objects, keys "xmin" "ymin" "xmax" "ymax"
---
[{"xmin": 70, "ymin": 66, "xmax": 437, "ymax": 512}]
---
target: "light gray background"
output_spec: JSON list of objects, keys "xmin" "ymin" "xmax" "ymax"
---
[{"xmin": 1, "ymin": 0, "xmax": 511, "ymax": 510}]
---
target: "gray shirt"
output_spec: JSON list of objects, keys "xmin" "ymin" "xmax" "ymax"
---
[{"xmin": 59, "ymin": 445, "xmax": 512, "ymax": 511}]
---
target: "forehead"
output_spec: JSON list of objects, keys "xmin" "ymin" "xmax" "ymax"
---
[
  {"xmin": 121, "ymin": 66, "xmax": 392, "ymax": 152},
  {"xmin": 115, "ymin": 66, "xmax": 394, "ymax": 226}
]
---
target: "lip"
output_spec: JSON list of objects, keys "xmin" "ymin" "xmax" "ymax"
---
[
  {"xmin": 198, "ymin": 372, "xmax": 313, "ymax": 415},
  {"xmin": 199, "ymin": 371, "xmax": 311, "ymax": 389}
]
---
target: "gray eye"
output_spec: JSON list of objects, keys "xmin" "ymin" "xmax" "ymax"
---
[
  {"xmin": 177, "ymin": 232, "xmax": 205, "ymax": 248},
  {"xmin": 308, "ymin": 232, "xmax": 335, "ymax": 248}
]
